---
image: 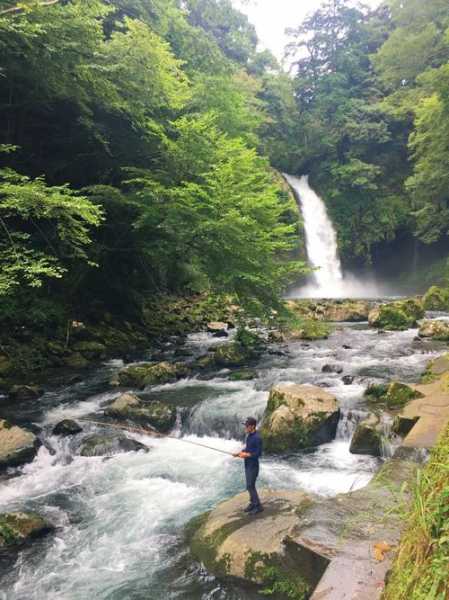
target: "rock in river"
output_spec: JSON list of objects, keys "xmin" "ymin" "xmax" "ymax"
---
[
  {"xmin": 118, "ymin": 361, "xmax": 189, "ymax": 389},
  {"xmin": 0, "ymin": 419, "xmax": 40, "ymax": 471},
  {"xmin": 52, "ymin": 419, "xmax": 83, "ymax": 436},
  {"xmin": 9, "ymin": 384, "xmax": 43, "ymax": 401},
  {"xmin": 188, "ymin": 490, "xmax": 323, "ymax": 593},
  {"xmin": 260, "ymin": 384, "xmax": 340, "ymax": 453},
  {"xmin": 104, "ymin": 392, "xmax": 176, "ymax": 433},
  {"xmin": 0, "ymin": 512, "xmax": 54, "ymax": 549},
  {"xmin": 349, "ymin": 414, "xmax": 383, "ymax": 457},
  {"xmin": 418, "ymin": 319, "xmax": 449, "ymax": 341},
  {"xmin": 79, "ymin": 433, "xmax": 148, "ymax": 457}
]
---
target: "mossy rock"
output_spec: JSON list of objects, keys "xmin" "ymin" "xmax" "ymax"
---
[
  {"xmin": 188, "ymin": 489, "xmax": 320, "ymax": 597},
  {"xmin": 117, "ymin": 361, "xmax": 189, "ymax": 389},
  {"xmin": 261, "ymin": 384, "xmax": 340, "ymax": 453},
  {"xmin": 9, "ymin": 384, "xmax": 43, "ymax": 401},
  {"xmin": 228, "ymin": 368, "xmax": 258, "ymax": 381},
  {"xmin": 422, "ymin": 285, "xmax": 449, "ymax": 311},
  {"xmin": 365, "ymin": 382, "xmax": 423, "ymax": 410},
  {"xmin": 104, "ymin": 392, "xmax": 177, "ymax": 433},
  {"xmin": 0, "ymin": 512, "xmax": 53, "ymax": 549},
  {"xmin": 213, "ymin": 344, "xmax": 250, "ymax": 368},
  {"xmin": 368, "ymin": 299, "xmax": 423, "ymax": 331},
  {"xmin": 72, "ymin": 341, "xmax": 107, "ymax": 359},
  {"xmin": 418, "ymin": 320, "xmax": 449, "ymax": 341}
]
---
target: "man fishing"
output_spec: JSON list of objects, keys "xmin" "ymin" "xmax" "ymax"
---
[{"xmin": 233, "ymin": 417, "xmax": 263, "ymax": 515}]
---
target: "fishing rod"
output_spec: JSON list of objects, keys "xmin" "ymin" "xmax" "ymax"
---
[{"xmin": 78, "ymin": 418, "xmax": 236, "ymax": 456}]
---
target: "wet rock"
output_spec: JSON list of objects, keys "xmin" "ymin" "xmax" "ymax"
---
[
  {"xmin": 228, "ymin": 369, "xmax": 258, "ymax": 381},
  {"xmin": 52, "ymin": 419, "xmax": 83, "ymax": 436},
  {"xmin": 268, "ymin": 330, "xmax": 285, "ymax": 343},
  {"xmin": 104, "ymin": 392, "xmax": 176, "ymax": 433},
  {"xmin": 260, "ymin": 384, "xmax": 340, "ymax": 453},
  {"xmin": 368, "ymin": 299, "xmax": 424, "ymax": 331},
  {"xmin": 342, "ymin": 375, "xmax": 354, "ymax": 385},
  {"xmin": 392, "ymin": 415, "xmax": 419, "ymax": 437},
  {"xmin": 418, "ymin": 319, "xmax": 449, "ymax": 341},
  {"xmin": 207, "ymin": 322, "xmax": 229, "ymax": 337},
  {"xmin": 117, "ymin": 361, "xmax": 189, "ymax": 389},
  {"xmin": 0, "ymin": 419, "xmax": 40, "ymax": 470},
  {"xmin": 79, "ymin": 433, "xmax": 148, "ymax": 457},
  {"xmin": 365, "ymin": 382, "xmax": 423, "ymax": 410},
  {"xmin": 422, "ymin": 285, "xmax": 449, "ymax": 311},
  {"xmin": 188, "ymin": 490, "xmax": 323, "ymax": 591},
  {"xmin": 342, "ymin": 344, "xmax": 352, "ymax": 350},
  {"xmin": 283, "ymin": 320, "xmax": 331, "ymax": 341},
  {"xmin": 9, "ymin": 385, "xmax": 43, "ymax": 402},
  {"xmin": 321, "ymin": 364, "xmax": 343, "ymax": 374},
  {"xmin": 0, "ymin": 512, "xmax": 54, "ymax": 549},
  {"xmin": 192, "ymin": 354, "xmax": 216, "ymax": 371},
  {"xmin": 349, "ymin": 414, "xmax": 383, "ymax": 456}
]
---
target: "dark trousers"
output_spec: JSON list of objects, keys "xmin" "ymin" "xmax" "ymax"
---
[{"xmin": 245, "ymin": 461, "xmax": 261, "ymax": 507}]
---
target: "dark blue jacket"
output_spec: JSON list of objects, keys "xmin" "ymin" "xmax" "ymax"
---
[{"xmin": 244, "ymin": 431, "xmax": 262, "ymax": 467}]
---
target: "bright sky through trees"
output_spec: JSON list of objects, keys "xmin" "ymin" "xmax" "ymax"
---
[{"xmin": 233, "ymin": 0, "xmax": 382, "ymax": 59}]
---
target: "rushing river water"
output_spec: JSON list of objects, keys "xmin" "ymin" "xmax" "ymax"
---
[{"xmin": 0, "ymin": 318, "xmax": 445, "ymax": 599}]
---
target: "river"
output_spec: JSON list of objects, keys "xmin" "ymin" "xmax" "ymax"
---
[{"xmin": 0, "ymin": 318, "xmax": 442, "ymax": 600}]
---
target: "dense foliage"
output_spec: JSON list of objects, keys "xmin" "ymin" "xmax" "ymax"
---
[
  {"xmin": 281, "ymin": 0, "xmax": 449, "ymax": 268},
  {"xmin": 0, "ymin": 0, "xmax": 305, "ymax": 327}
]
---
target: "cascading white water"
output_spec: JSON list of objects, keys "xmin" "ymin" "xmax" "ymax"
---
[{"xmin": 284, "ymin": 174, "xmax": 382, "ymax": 298}]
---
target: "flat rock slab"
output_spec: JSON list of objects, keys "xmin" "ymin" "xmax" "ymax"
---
[{"xmin": 399, "ymin": 380, "xmax": 449, "ymax": 449}]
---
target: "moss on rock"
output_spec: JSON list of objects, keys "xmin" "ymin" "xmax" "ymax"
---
[
  {"xmin": 421, "ymin": 285, "xmax": 449, "ymax": 311},
  {"xmin": 365, "ymin": 382, "xmax": 424, "ymax": 410},
  {"xmin": 0, "ymin": 512, "xmax": 53, "ymax": 548}
]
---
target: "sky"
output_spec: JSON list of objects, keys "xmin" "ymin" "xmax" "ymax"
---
[{"xmin": 233, "ymin": 0, "xmax": 383, "ymax": 60}]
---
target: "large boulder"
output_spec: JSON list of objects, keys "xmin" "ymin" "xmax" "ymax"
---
[
  {"xmin": 418, "ymin": 319, "xmax": 449, "ymax": 341},
  {"xmin": 0, "ymin": 512, "xmax": 54, "ymax": 549},
  {"xmin": 104, "ymin": 392, "xmax": 176, "ymax": 433},
  {"xmin": 188, "ymin": 490, "xmax": 324, "ymax": 594},
  {"xmin": 368, "ymin": 299, "xmax": 424, "ymax": 331},
  {"xmin": 117, "ymin": 361, "xmax": 188, "ymax": 389},
  {"xmin": 349, "ymin": 415, "xmax": 383, "ymax": 457},
  {"xmin": 79, "ymin": 433, "xmax": 148, "ymax": 457},
  {"xmin": 422, "ymin": 286, "xmax": 449, "ymax": 311},
  {"xmin": 0, "ymin": 419, "xmax": 40, "ymax": 471},
  {"xmin": 260, "ymin": 384, "xmax": 340, "ymax": 453},
  {"xmin": 364, "ymin": 382, "xmax": 423, "ymax": 410}
]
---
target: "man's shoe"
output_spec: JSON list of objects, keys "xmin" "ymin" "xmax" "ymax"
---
[
  {"xmin": 243, "ymin": 504, "xmax": 254, "ymax": 513},
  {"xmin": 249, "ymin": 505, "xmax": 264, "ymax": 515}
]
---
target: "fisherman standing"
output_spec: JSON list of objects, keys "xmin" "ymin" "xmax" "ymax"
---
[{"xmin": 233, "ymin": 417, "xmax": 263, "ymax": 515}]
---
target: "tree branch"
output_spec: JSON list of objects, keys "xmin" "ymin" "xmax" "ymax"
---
[{"xmin": 0, "ymin": 0, "xmax": 60, "ymax": 17}]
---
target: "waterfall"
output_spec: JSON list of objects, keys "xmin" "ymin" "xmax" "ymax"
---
[{"xmin": 284, "ymin": 174, "xmax": 381, "ymax": 298}]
